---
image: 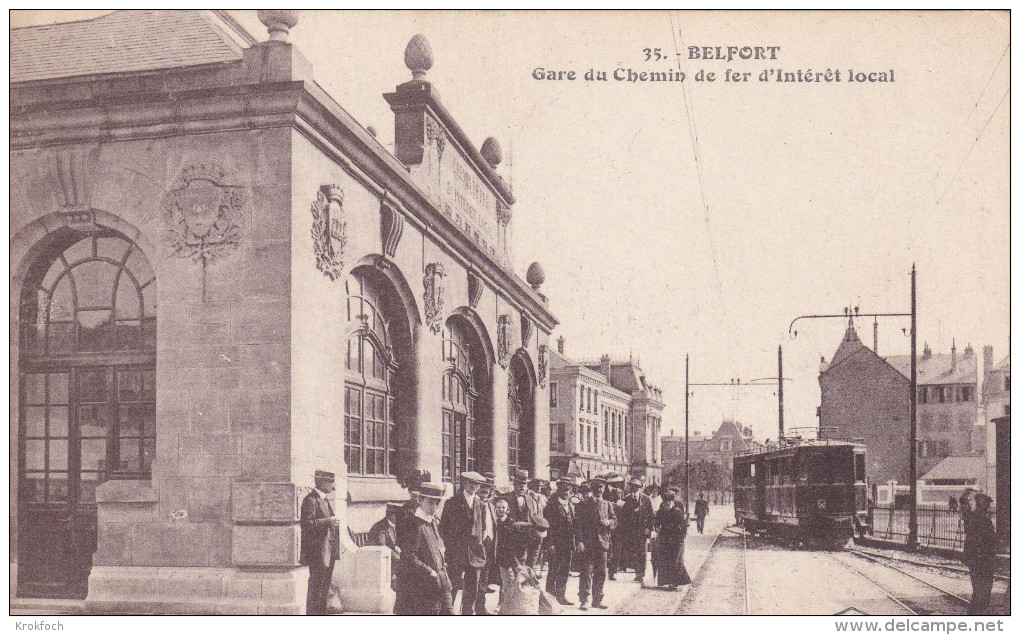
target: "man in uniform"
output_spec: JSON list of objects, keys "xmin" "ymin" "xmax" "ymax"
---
[
  {"xmin": 575, "ymin": 478, "xmax": 616, "ymax": 610},
  {"xmin": 300, "ymin": 470, "xmax": 341, "ymax": 615},
  {"xmin": 544, "ymin": 476, "xmax": 580, "ymax": 604},
  {"xmin": 694, "ymin": 494, "xmax": 710, "ymax": 534},
  {"xmin": 396, "ymin": 482, "xmax": 454, "ymax": 615},
  {"xmin": 960, "ymin": 490, "xmax": 997, "ymax": 615},
  {"xmin": 440, "ymin": 471, "xmax": 489, "ymax": 615}
]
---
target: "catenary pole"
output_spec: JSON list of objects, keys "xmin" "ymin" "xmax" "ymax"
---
[{"xmin": 908, "ymin": 264, "xmax": 918, "ymax": 550}]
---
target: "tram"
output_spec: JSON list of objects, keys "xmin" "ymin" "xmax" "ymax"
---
[{"xmin": 733, "ymin": 440, "xmax": 868, "ymax": 548}]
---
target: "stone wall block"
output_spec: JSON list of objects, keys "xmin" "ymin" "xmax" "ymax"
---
[
  {"xmin": 187, "ymin": 477, "xmax": 232, "ymax": 522},
  {"xmin": 209, "ymin": 522, "xmax": 233, "ymax": 567},
  {"xmin": 157, "ymin": 476, "xmax": 189, "ymax": 521},
  {"xmin": 179, "ymin": 433, "xmax": 241, "ymax": 456},
  {"xmin": 230, "ymin": 481, "xmax": 297, "ymax": 523},
  {"xmin": 232, "ymin": 300, "xmax": 290, "ymax": 344},
  {"xmin": 250, "ymin": 185, "xmax": 291, "ymax": 241},
  {"xmin": 97, "ymin": 502, "xmax": 158, "ymax": 525},
  {"xmin": 242, "ymin": 455, "xmax": 291, "ymax": 479},
  {"xmin": 231, "ymin": 525, "xmax": 300, "ymax": 567},
  {"xmin": 242, "ymin": 432, "xmax": 289, "ymax": 457},
  {"xmin": 190, "ymin": 301, "xmax": 233, "ymax": 325},
  {"xmin": 93, "ymin": 521, "xmax": 133, "ymax": 566},
  {"xmin": 158, "ymin": 522, "xmax": 213, "ymax": 567},
  {"xmin": 257, "ymin": 389, "xmax": 290, "ymax": 431},
  {"xmin": 179, "ymin": 454, "xmax": 244, "ymax": 477},
  {"xmin": 239, "ymin": 343, "xmax": 289, "ymax": 389},
  {"xmin": 242, "ymin": 241, "xmax": 290, "ymax": 298}
]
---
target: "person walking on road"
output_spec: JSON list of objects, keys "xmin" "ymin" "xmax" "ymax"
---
[
  {"xmin": 694, "ymin": 494, "xmax": 709, "ymax": 534},
  {"xmin": 654, "ymin": 486, "xmax": 691, "ymax": 590},
  {"xmin": 960, "ymin": 489, "xmax": 997, "ymax": 615}
]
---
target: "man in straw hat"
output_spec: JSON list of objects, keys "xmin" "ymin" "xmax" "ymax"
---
[
  {"xmin": 959, "ymin": 489, "xmax": 998, "ymax": 614},
  {"xmin": 300, "ymin": 470, "xmax": 341, "ymax": 615},
  {"xmin": 395, "ymin": 482, "xmax": 454, "ymax": 615},
  {"xmin": 440, "ymin": 471, "xmax": 490, "ymax": 614}
]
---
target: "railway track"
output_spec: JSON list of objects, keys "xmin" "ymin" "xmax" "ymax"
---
[
  {"xmin": 850, "ymin": 545, "xmax": 1010, "ymax": 583},
  {"xmin": 829, "ymin": 549, "xmax": 972, "ymax": 615}
]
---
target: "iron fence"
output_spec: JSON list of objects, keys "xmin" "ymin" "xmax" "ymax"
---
[{"xmin": 870, "ymin": 504, "xmax": 996, "ymax": 552}]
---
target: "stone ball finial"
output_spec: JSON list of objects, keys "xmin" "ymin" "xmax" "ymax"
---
[
  {"xmin": 480, "ymin": 137, "xmax": 503, "ymax": 167},
  {"xmin": 526, "ymin": 262, "xmax": 545, "ymax": 288},
  {"xmin": 257, "ymin": 10, "xmax": 299, "ymax": 42},
  {"xmin": 367, "ymin": 125, "xmax": 378, "ymax": 138},
  {"xmin": 404, "ymin": 34, "xmax": 434, "ymax": 80}
]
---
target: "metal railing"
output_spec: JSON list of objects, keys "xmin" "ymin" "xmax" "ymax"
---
[{"xmin": 869, "ymin": 504, "xmax": 996, "ymax": 552}]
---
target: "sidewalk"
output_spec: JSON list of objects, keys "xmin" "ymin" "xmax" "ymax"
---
[{"xmin": 473, "ymin": 504, "xmax": 732, "ymax": 615}]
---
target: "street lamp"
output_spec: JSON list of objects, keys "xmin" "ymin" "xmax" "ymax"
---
[{"xmin": 786, "ymin": 264, "xmax": 918, "ymax": 550}]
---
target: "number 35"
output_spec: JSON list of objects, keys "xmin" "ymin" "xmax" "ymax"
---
[{"xmin": 643, "ymin": 48, "xmax": 663, "ymax": 61}]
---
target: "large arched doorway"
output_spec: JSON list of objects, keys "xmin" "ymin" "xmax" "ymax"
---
[
  {"xmin": 17, "ymin": 230, "xmax": 156, "ymax": 598},
  {"xmin": 508, "ymin": 351, "xmax": 535, "ymax": 478},
  {"xmin": 440, "ymin": 317, "xmax": 492, "ymax": 488},
  {"xmin": 343, "ymin": 268, "xmax": 413, "ymax": 480}
]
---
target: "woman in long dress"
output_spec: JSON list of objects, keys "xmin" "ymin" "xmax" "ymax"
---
[{"xmin": 654, "ymin": 487, "xmax": 691, "ymax": 589}]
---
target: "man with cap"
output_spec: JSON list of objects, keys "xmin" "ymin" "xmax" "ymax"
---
[
  {"xmin": 694, "ymin": 493, "xmax": 710, "ymax": 534},
  {"xmin": 369, "ymin": 502, "xmax": 403, "ymax": 591},
  {"xmin": 618, "ymin": 477, "xmax": 653, "ymax": 585},
  {"xmin": 300, "ymin": 470, "xmax": 341, "ymax": 615},
  {"xmin": 575, "ymin": 478, "xmax": 616, "ymax": 610},
  {"xmin": 396, "ymin": 482, "xmax": 454, "ymax": 615},
  {"xmin": 544, "ymin": 476, "xmax": 580, "ymax": 604},
  {"xmin": 440, "ymin": 471, "xmax": 489, "ymax": 615},
  {"xmin": 960, "ymin": 489, "xmax": 997, "ymax": 615}
]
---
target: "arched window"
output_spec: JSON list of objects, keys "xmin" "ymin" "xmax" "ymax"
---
[
  {"xmin": 18, "ymin": 230, "xmax": 156, "ymax": 599},
  {"xmin": 508, "ymin": 354, "xmax": 534, "ymax": 476},
  {"xmin": 441, "ymin": 321, "xmax": 490, "ymax": 485},
  {"xmin": 344, "ymin": 273, "xmax": 399, "ymax": 477}
]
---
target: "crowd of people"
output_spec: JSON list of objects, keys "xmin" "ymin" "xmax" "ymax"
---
[{"xmin": 349, "ymin": 469, "xmax": 703, "ymax": 615}]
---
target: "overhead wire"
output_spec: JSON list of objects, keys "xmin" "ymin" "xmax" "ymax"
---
[
  {"xmin": 935, "ymin": 85, "xmax": 1010, "ymax": 205},
  {"xmin": 668, "ymin": 11, "xmax": 726, "ymax": 316}
]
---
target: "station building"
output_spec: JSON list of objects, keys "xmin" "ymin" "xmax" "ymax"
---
[{"xmin": 10, "ymin": 10, "xmax": 556, "ymax": 613}]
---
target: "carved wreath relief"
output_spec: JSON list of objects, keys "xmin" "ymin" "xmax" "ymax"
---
[
  {"xmin": 163, "ymin": 164, "xmax": 246, "ymax": 263},
  {"xmin": 311, "ymin": 184, "xmax": 347, "ymax": 281},
  {"xmin": 423, "ymin": 262, "xmax": 446, "ymax": 334},
  {"xmin": 497, "ymin": 314, "xmax": 512, "ymax": 369}
]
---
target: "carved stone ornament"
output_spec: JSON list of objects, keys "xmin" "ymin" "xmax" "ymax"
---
[
  {"xmin": 163, "ymin": 164, "xmax": 246, "ymax": 263},
  {"xmin": 496, "ymin": 200, "xmax": 512, "ymax": 226},
  {"xmin": 311, "ymin": 184, "xmax": 347, "ymax": 281},
  {"xmin": 520, "ymin": 315, "xmax": 533, "ymax": 350},
  {"xmin": 538, "ymin": 344, "xmax": 549, "ymax": 388},
  {"xmin": 467, "ymin": 271, "xmax": 483, "ymax": 308},
  {"xmin": 425, "ymin": 117, "xmax": 446, "ymax": 160},
  {"xmin": 380, "ymin": 201, "xmax": 404, "ymax": 258},
  {"xmin": 423, "ymin": 262, "xmax": 446, "ymax": 334},
  {"xmin": 497, "ymin": 314, "xmax": 512, "ymax": 369}
]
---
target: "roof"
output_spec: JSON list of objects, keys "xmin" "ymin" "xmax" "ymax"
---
[
  {"xmin": 920, "ymin": 455, "xmax": 985, "ymax": 481},
  {"xmin": 995, "ymin": 354, "xmax": 1010, "ymax": 371},
  {"xmin": 11, "ymin": 10, "xmax": 255, "ymax": 83},
  {"xmin": 884, "ymin": 350, "xmax": 977, "ymax": 385}
]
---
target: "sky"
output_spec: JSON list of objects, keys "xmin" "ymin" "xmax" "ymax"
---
[{"xmin": 13, "ymin": 10, "xmax": 1011, "ymax": 442}]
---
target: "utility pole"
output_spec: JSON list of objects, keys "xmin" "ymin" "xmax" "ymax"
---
[
  {"xmin": 787, "ymin": 264, "xmax": 919, "ymax": 550},
  {"xmin": 908, "ymin": 263, "xmax": 918, "ymax": 550},
  {"xmin": 685, "ymin": 353, "xmax": 690, "ymax": 514},
  {"xmin": 778, "ymin": 345, "xmax": 784, "ymax": 441}
]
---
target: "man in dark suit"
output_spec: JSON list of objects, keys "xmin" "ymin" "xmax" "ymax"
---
[
  {"xmin": 300, "ymin": 470, "xmax": 340, "ymax": 615},
  {"xmin": 694, "ymin": 494, "xmax": 710, "ymax": 534},
  {"xmin": 396, "ymin": 482, "xmax": 454, "ymax": 615},
  {"xmin": 505, "ymin": 469, "xmax": 544, "ymax": 567},
  {"xmin": 369, "ymin": 502, "xmax": 403, "ymax": 591},
  {"xmin": 440, "ymin": 471, "xmax": 489, "ymax": 615},
  {"xmin": 575, "ymin": 478, "xmax": 616, "ymax": 610},
  {"xmin": 618, "ymin": 477, "xmax": 653, "ymax": 585},
  {"xmin": 544, "ymin": 476, "xmax": 580, "ymax": 604}
]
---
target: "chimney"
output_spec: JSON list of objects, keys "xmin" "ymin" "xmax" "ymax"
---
[
  {"xmin": 984, "ymin": 345, "xmax": 994, "ymax": 381},
  {"xmin": 557, "ymin": 336, "xmax": 565, "ymax": 355},
  {"xmin": 600, "ymin": 354, "xmax": 611, "ymax": 379},
  {"xmin": 873, "ymin": 317, "xmax": 879, "ymax": 354},
  {"xmin": 951, "ymin": 339, "xmax": 957, "ymax": 373},
  {"xmin": 922, "ymin": 342, "xmax": 932, "ymax": 360}
]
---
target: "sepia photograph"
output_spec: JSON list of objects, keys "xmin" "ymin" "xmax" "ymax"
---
[{"xmin": 7, "ymin": 8, "xmax": 1011, "ymax": 625}]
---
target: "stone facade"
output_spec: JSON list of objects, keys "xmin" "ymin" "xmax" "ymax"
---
[
  {"xmin": 548, "ymin": 344, "xmax": 664, "ymax": 483},
  {"xmin": 10, "ymin": 11, "xmax": 555, "ymax": 613}
]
